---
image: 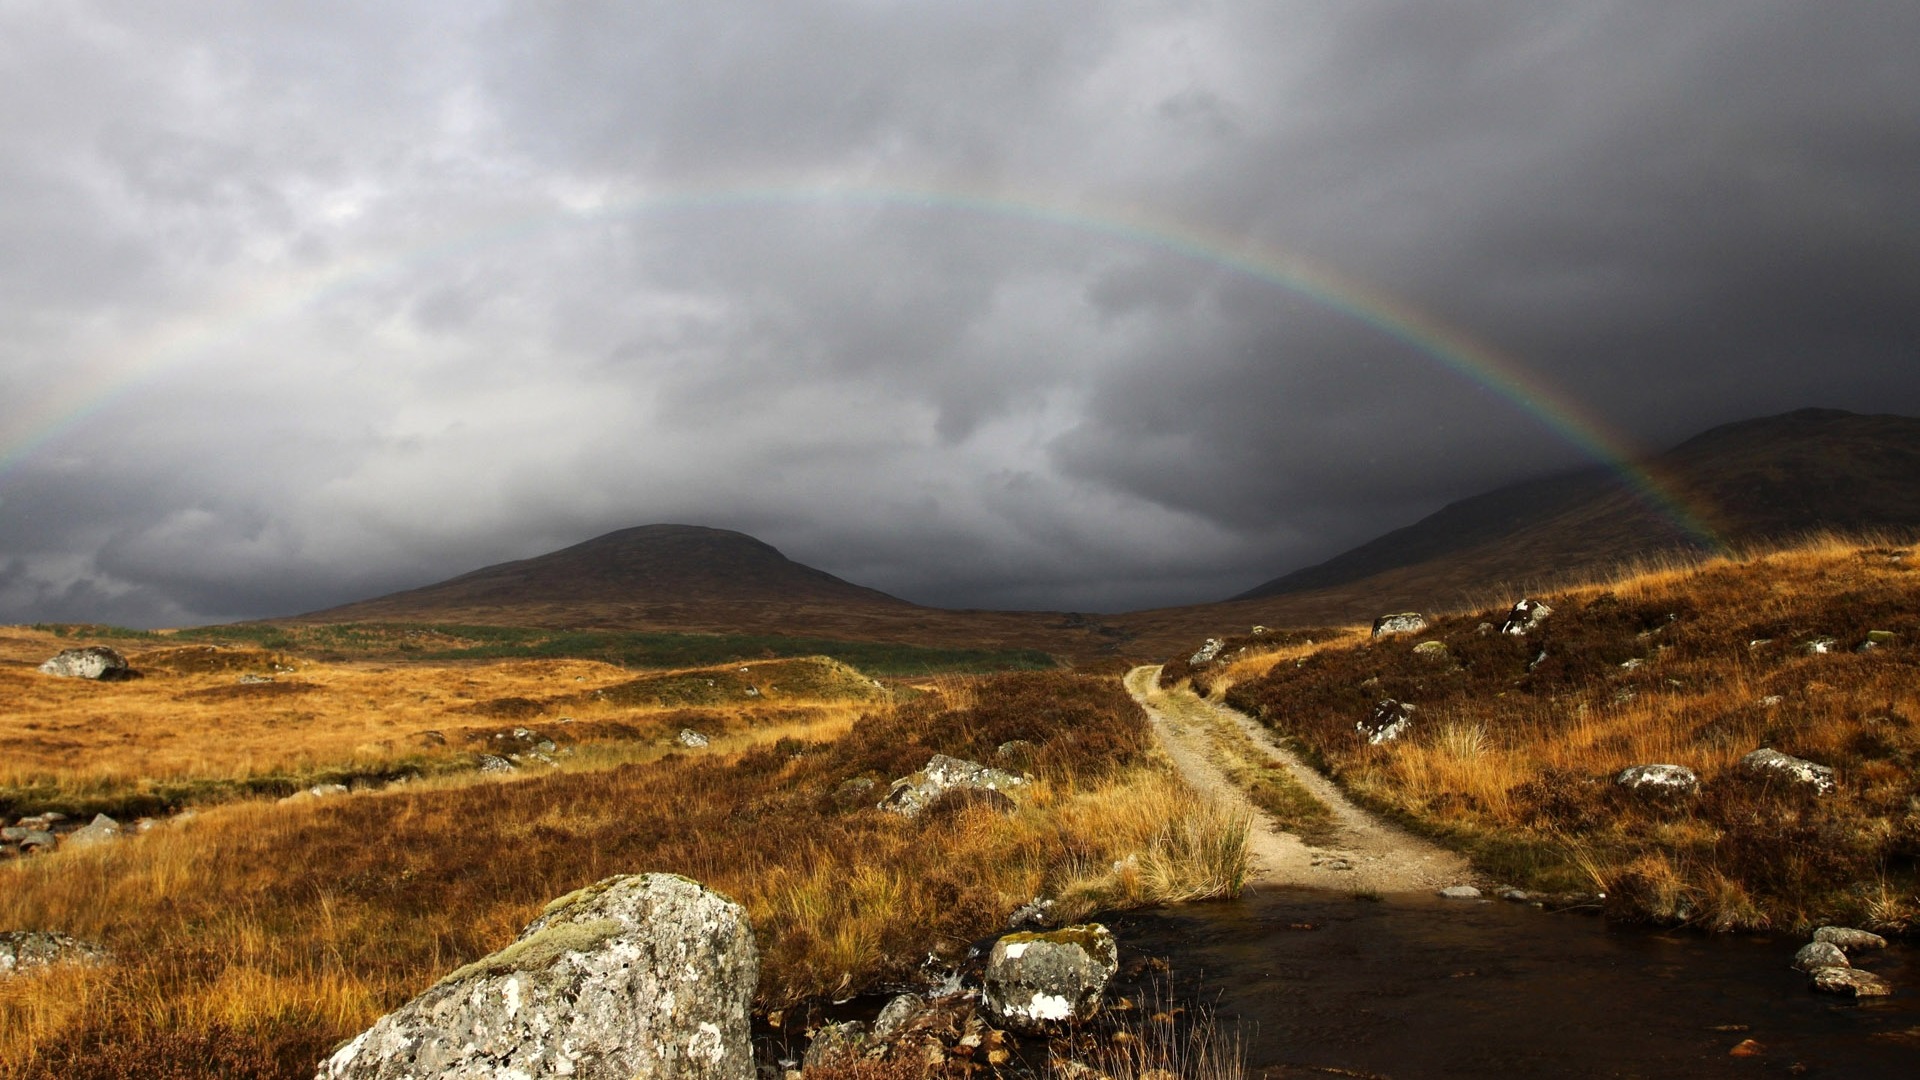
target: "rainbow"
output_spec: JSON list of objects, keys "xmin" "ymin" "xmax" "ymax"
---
[{"xmin": 0, "ymin": 182, "xmax": 1724, "ymax": 549}]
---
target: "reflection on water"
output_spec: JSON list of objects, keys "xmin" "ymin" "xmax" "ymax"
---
[{"xmin": 1107, "ymin": 887, "xmax": 1917, "ymax": 1079}]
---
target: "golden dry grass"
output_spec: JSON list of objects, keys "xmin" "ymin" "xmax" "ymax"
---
[
  {"xmin": 0, "ymin": 670, "xmax": 1246, "ymax": 1079},
  {"xmin": 1224, "ymin": 535, "xmax": 1920, "ymax": 931}
]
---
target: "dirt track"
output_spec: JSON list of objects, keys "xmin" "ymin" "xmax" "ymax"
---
[{"xmin": 1125, "ymin": 665, "xmax": 1472, "ymax": 894}]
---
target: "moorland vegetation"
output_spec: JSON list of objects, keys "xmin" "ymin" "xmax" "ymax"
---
[
  {"xmin": 1179, "ymin": 535, "xmax": 1920, "ymax": 932},
  {"xmin": 0, "ymin": 658, "xmax": 1245, "ymax": 1079}
]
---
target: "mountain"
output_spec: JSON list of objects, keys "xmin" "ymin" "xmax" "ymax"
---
[
  {"xmin": 1230, "ymin": 408, "xmax": 1920, "ymax": 607},
  {"xmin": 296, "ymin": 524, "xmax": 1128, "ymax": 656}
]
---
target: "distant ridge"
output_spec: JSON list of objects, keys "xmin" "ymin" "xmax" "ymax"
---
[{"xmin": 1232, "ymin": 408, "xmax": 1920, "ymax": 604}]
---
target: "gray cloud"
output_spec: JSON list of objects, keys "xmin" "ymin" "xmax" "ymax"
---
[{"xmin": 2, "ymin": 1, "xmax": 1918, "ymax": 625}]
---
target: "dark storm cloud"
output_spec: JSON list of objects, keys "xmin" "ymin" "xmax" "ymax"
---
[{"xmin": 1, "ymin": 1, "xmax": 1917, "ymax": 625}]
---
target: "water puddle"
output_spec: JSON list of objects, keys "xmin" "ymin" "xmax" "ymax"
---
[{"xmin": 1108, "ymin": 887, "xmax": 1918, "ymax": 1078}]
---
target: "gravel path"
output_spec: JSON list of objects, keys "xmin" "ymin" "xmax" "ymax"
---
[{"xmin": 1126, "ymin": 665, "xmax": 1472, "ymax": 895}]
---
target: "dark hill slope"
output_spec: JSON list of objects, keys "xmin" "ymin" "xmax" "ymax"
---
[
  {"xmin": 296, "ymin": 525, "xmax": 1125, "ymax": 658},
  {"xmin": 1233, "ymin": 408, "xmax": 1920, "ymax": 605}
]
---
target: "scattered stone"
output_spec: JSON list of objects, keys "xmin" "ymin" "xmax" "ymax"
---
[
  {"xmin": 1438, "ymin": 885, "xmax": 1483, "ymax": 900},
  {"xmin": 317, "ymin": 873, "xmax": 757, "ymax": 1080},
  {"xmin": 237, "ymin": 673, "xmax": 275, "ymax": 685},
  {"xmin": 63, "ymin": 814, "xmax": 122, "ymax": 848},
  {"xmin": 1007, "ymin": 897, "xmax": 1057, "ymax": 930},
  {"xmin": 1412, "ymin": 640, "xmax": 1449, "ymax": 661},
  {"xmin": 880, "ymin": 754, "xmax": 1025, "ymax": 819},
  {"xmin": 1619, "ymin": 658, "xmax": 1646, "ymax": 670},
  {"xmin": 1740, "ymin": 748, "xmax": 1836, "ymax": 795},
  {"xmin": 37, "ymin": 646, "xmax": 131, "ymax": 681},
  {"xmin": 17, "ymin": 832, "xmax": 55, "ymax": 854},
  {"xmin": 0, "ymin": 930, "xmax": 109, "ymax": 976},
  {"xmin": 833, "ymin": 777, "xmax": 876, "ymax": 808},
  {"xmin": 1527, "ymin": 648, "xmax": 1549, "ymax": 673},
  {"xmin": 675, "ymin": 729, "xmax": 710, "ymax": 749},
  {"xmin": 992, "ymin": 740, "xmax": 1037, "ymax": 770},
  {"xmin": 1791, "ymin": 941, "xmax": 1848, "ymax": 973},
  {"xmin": 1500, "ymin": 888, "xmax": 1533, "ymax": 903},
  {"xmin": 1189, "ymin": 638, "xmax": 1224, "ymax": 666},
  {"xmin": 1757, "ymin": 695, "xmax": 1783, "ymax": 708},
  {"xmin": 1813, "ymin": 926, "xmax": 1887, "ymax": 953},
  {"xmin": 1371, "ymin": 613, "xmax": 1428, "ymax": 638},
  {"xmin": 1615, "ymin": 764, "xmax": 1700, "ymax": 796},
  {"xmin": 1748, "ymin": 638, "xmax": 1773, "ymax": 649},
  {"xmin": 1811, "ymin": 966, "xmax": 1893, "ymax": 998},
  {"xmin": 1499, "ymin": 598, "xmax": 1553, "ymax": 635},
  {"xmin": 1858, "ymin": 630, "xmax": 1896, "ymax": 652},
  {"xmin": 982, "ymin": 924, "xmax": 1119, "ymax": 1035},
  {"xmin": 1249, "ymin": 625, "xmax": 1268, "ymax": 636},
  {"xmin": 0, "ymin": 827, "xmax": 24, "ymax": 842},
  {"xmin": 872, "ymin": 994, "xmax": 925, "ymax": 1040},
  {"xmin": 1357, "ymin": 699, "xmax": 1415, "ymax": 745},
  {"xmin": 475, "ymin": 754, "xmax": 516, "ymax": 774},
  {"xmin": 1728, "ymin": 1038, "xmax": 1764, "ymax": 1058},
  {"xmin": 1803, "ymin": 637, "xmax": 1839, "ymax": 655},
  {"xmin": 801, "ymin": 1021, "xmax": 870, "ymax": 1071}
]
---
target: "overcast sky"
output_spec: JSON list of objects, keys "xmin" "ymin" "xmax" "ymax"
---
[{"xmin": 2, "ymin": 1, "xmax": 1917, "ymax": 625}]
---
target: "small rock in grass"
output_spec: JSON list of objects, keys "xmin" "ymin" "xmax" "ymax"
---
[
  {"xmin": 1740, "ymin": 748, "xmax": 1836, "ymax": 795},
  {"xmin": 675, "ymin": 729, "xmax": 710, "ymax": 749},
  {"xmin": 1791, "ymin": 941, "xmax": 1848, "ymax": 972},
  {"xmin": 881, "ymin": 755, "xmax": 1024, "ymax": 819},
  {"xmin": 1371, "ymin": 613, "xmax": 1428, "ymax": 638},
  {"xmin": 1857, "ymin": 630, "xmax": 1896, "ymax": 652},
  {"xmin": 1499, "ymin": 598, "xmax": 1552, "ymax": 635},
  {"xmin": 1803, "ymin": 637, "xmax": 1839, "ymax": 655},
  {"xmin": 1438, "ymin": 885, "xmax": 1483, "ymax": 900},
  {"xmin": 1615, "ymin": 764, "xmax": 1700, "ymax": 796},
  {"xmin": 1189, "ymin": 638, "xmax": 1225, "ymax": 665},
  {"xmin": 475, "ymin": 754, "xmax": 516, "ymax": 774},
  {"xmin": 1412, "ymin": 640, "xmax": 1449, "ymax": 661},
  {"xmin": 1812, "ymin": 926, "xmax": 1887, "ymax": 953},
  {"xmin": 801, "ymin": 1021, "xmax": 870, "ymax": 1070},
  {"xmin": 872, "ymin": 994, "xmax": 924, "ymax": 1040},
  {"xmin": 1811, "ymin": 966, "xmax": 1893, "ymax": 998},
  {"xmin": 63, "ymin": 814, "xmax": 122, "ymax": 848},
  {"xmin": 1358, "ymin": 699, "xmax": 1415, "ymax": 745},
  {"xmin": 0, "ymin": 930, "xmax": 109, "ymax": 976}
]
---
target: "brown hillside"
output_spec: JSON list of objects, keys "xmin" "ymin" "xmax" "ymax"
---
[{"xmin": 1206, "ymin": 408, "xmax": 1920, "ymax": 627}]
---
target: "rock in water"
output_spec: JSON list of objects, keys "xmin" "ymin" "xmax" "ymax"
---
[
  {"xmin": 317, "ymin": 874, "xmax": 757, "ymax": 1080},
  {"xmin": 1498, "ymin": 599, "xmax": 1552, "ymax": 636},
  {"xmin": 37, "ymin": 646, "xmax": 131, "ymax": 680},
  {"xmin": 1790, "ymin": 941, "xmax": 1848, "ymax": 973},
  {"xmin": 1371, "ymin": 613, "xmax": 1428, "ymax": 638},
  {"xmin": 1615, "ymin": 764, "xmax": 1700, "ymax": 796},
  {"xmin": 881, "ymin": 754, "xmax": 1025, "ymax": 818},
  {"xmin": 1740, "ymin": 748, "xmax": 1836, "ymax": 795},
  {"xmin": 1811, "ymin": 966, "xmax": 1893, "ymax": 998},
  {"xmin": 1812, "ymin": 926, "xmax": 1887, "ymax": 953},
  {"xmin": 982, "ymin": 925, "xmax": 1118, "ymax": 1034}
]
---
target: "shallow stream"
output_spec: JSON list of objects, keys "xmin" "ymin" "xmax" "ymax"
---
[{"xmin": 1109, "ymin": 887, "xmax": 1917, "ymax": 1079}]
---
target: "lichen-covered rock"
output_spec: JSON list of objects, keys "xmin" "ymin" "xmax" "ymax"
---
[
  {"xmin": 1791, "ymin": 940, "xmax": 1848, "ymax": 973},
  {"xmin": 1189, "ymin": 638, "xmax": 1224, "ymax": 666},
  {"xmin": 1811, "ymin": 966, "xmax": 1893, "ymax": 997},
  {"xmin": 1615, "ymin": 764, "xmax": 1699, "ymax": 796},
  {"xmin": 476, "ymin": 754, "xmax": 516, "ymax": 774},
  {"xmin": 37, "ymin": 646, "xmax": 131, "ymax": 680},
  {"xmin": 0, "ymin": 930, "xmax": 109, "ymax": 976},
  {"xmin": 1358, "ymin": 699, "xmax": 1415, "ymax": 745},
  {"xmin": 675, "ymin": 729, "xmax": 710, "ymax": 749},
  {"xmin": 1813, "ymin": 926, "xmax": 1887, "ymax": 953},
  {"xmin": 880, "ymin": 754, "xmax": 1024, "ymax": 819},
  {"xmin": 982, "ymin": 924, "xmax": 1118, "ymax": 1034},
  {"xmin": 1412, "ymin": 640, "xmax": 1450, "ymax": 661},
  {"xmin": 872, "ymin": 994, "xmax": 925, "ymax": 1041},
  {"xmin": 317, "ymin": 874, "xmax": 757, "ymax": 1080},
  {"xmin": 1499, "ymin": 599, "xmax": 1552, "ymax": 636},
  {"xmin": 1740, "ymin": 748, "xmax": 1836, "ymax": 795},
  {"xmin": 1372, "ymin": 613, "xmax": 1428, "ymax": 638}
]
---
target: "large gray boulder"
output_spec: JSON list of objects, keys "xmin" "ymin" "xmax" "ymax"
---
[
  {"xmin": 1813, "ymin": 926, "xmax": 1887, "ymax": 953},
  {"xmin": 0, "ymin": 930, "xmax": 109, "ymax": 976},
  {"xmin": 982, "ymin": 925, "xmax": 1118, "ymax": 1034},
  {"xmin": 317, "ymin": 874, "xmax": 757, "ymax": 1080},
  {"xmin": 1740, "ymin": 748, "xmax": 1836, "ymax": 795},
  {"xmin": 1791, "ymin": 941, "xmax": 1848, "ymax": 973},
  {"xmin": 1811, "ymin": 966, "xmax": 1893, "ymax": 997},
  {"xmin": 37, "ymin": 646, "xmax": 131, "ymax": 681},
  {"xmin": 880, "ymin": 754, "xmax": 1025, "ymax": 818}
]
